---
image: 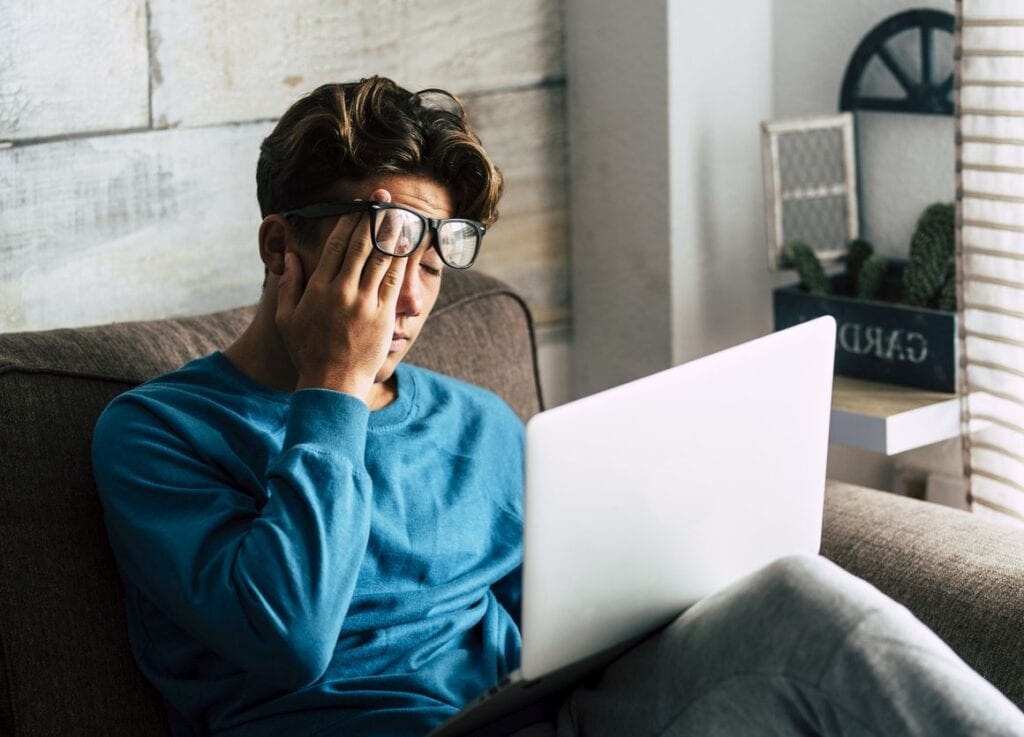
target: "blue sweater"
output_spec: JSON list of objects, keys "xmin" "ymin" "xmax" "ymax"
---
[{"xmin": 91, "ymin": 353, "xmax": 525, "ymax": 737}]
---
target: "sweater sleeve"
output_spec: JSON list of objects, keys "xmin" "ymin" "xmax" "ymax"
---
[{"xmin": 92, "ymin": 388, "xmax": 372, "ymax": 690}]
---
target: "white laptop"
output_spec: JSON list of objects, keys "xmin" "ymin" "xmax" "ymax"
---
[{"xmin": 430, "ymin": 316, "xmax": 837, "ymax": 736}]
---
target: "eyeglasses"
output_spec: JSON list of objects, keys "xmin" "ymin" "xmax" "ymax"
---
[{"xmin": 280, "ymin": 201, "xmax": 485, "ymax": 269}]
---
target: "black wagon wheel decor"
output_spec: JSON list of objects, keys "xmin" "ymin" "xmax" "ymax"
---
[{"xmin": 840, "ymin": 9, "xmax": 955, "ymax": 116}]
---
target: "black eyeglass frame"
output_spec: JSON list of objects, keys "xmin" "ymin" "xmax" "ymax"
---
[{"xmin": 280, "ymin": 201, "xmax": 485, "ymax": 270}]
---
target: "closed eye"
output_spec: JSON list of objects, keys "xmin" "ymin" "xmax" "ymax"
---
[{"xmin": 421, "ymin": 263, "xmax": 443, "ymax": 277}]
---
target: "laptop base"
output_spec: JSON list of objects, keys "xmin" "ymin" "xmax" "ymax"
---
[{"xmin": 429, "ymin": 635, "xmax": 650, "ymax": 737}]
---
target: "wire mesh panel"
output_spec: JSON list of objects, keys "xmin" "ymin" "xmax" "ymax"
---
[{"xmin": 762, "ymin": 113, "xmax": 859, "ymax": 271}]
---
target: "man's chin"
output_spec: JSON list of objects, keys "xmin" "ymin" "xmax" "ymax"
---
[
  {"xmin": 374, "ymin": 353, "xmax": 405, "ymax": 385},
  {"xmin": 375, "ymin": 333, "xmax": 420, "ymax": 383},
  {"xmin": 374, "ymin": 363, "xmax": 397, "ymax": 385}
]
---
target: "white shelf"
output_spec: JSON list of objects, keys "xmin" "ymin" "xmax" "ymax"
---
[{"xmin": 829, "ymin": 376, "xmax": 977, "ymax": 456}]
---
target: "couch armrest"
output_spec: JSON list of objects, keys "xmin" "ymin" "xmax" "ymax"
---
[{"xmin": 821, "ymin": 480, "xmax": 1024, "ymax": 709}]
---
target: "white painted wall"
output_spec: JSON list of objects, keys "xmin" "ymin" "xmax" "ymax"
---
[
  {"xmin": 669, "ymin": 1, "xmax": 780, "ymax": 367},
  {"xmin": 565, "ymin": 0, "xmax": 673, "ymax": 398},
  {"xmin": 566, "ymin": 0, "xmax": 779, "ymax": 399}
]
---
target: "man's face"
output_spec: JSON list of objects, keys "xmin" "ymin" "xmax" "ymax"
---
[{"xmin": 292, "ymin": 174, "xmax": 452, "ymax": 385}]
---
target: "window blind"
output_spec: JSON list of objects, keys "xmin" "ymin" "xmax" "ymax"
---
[{"xmin": 956, "ymin": 0, "xmax": 1024, "ymax": 522}]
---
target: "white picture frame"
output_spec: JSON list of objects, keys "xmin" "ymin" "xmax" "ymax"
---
[{"xmin": 761, "ymin": 113, "xmax": 859, "ymax": 271}]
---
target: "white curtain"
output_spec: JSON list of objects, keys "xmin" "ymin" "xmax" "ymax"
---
[{"xmin": 956, "ymin": 0, "xmax": 1024, "ymax": 522}]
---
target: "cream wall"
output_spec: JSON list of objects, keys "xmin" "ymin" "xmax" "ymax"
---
[
  {"xmin": 566, "ymin": 0, "xmax": 959, "ymax": 488},
  {"xmin": 0, "ymin": 0, "xmax": 572, "ymax": 404},
  {"xmin": 566, "ymin": 0, "xmax": 780, "ymax": 399}
]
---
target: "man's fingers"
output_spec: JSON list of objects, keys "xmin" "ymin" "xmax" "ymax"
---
[
  {"xmin": 314, "ymin": 213, "xmax": 364, "ymax": 285},
  {"xmin": 340, "ymin": 189, "xmax": 391, "ymax": 290},
  {"xmin": 360, "ymin": 249, "xmax": 398, "ymax": 291},
  {"xmin": 394, "ymin": 235, "xmax": 413, "ymax": 256},
  {"xmin": 337, "ymin": 211, "xmax": 375, "ymax": 288},
  {"xmin": 359, "ymin": 194, "xmax": 409, "ymax": 291},
  {"xmin": 374, "ymin": 208, "xmax": 404, "ymax": 254},
  {"xmin": 275, "ymin": 251, "xmax": 303, "ymax": 323},
  {"xmin": 378, "ymin": 251, "xmax": 408, "ymax": 306}
]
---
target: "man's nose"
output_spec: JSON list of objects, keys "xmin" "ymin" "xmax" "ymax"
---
[{"xmin": 395, "ymin": 267, "xmax": 424, "ymax": 317}]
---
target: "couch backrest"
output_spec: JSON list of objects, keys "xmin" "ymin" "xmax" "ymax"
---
[{"xmin": 0, "ymin": 270, "xmax": 542, "ymax": 736}]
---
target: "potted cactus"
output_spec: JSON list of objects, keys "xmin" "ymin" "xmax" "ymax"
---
[{"xmin": 773, "ymin": 203, "xmax": 958, "ymax": 392}]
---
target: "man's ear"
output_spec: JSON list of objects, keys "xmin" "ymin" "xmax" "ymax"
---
[{"xmin": 258, "ymin": 215, "xmax": 291, "ymax": 277}]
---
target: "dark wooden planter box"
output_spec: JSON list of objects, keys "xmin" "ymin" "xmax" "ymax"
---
[{"xmin": 772, "ymin": 260, "xmax": 958, "ymax": 393}]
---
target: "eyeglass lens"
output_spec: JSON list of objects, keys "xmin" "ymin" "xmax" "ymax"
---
[
  {"xmin": 374, "ymin": 208, "xmax": 423, "ymax": 256},
  {"xmin": 436, "ymin": 222, "xmax": 478, "ymax": 268},
  {"xmin": 372, "ymin": 207, "xmax": 479, "ymax": 268}
]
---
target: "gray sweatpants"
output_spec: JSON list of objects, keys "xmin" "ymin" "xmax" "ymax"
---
[{"xmin": 511, "ymin": 555, "xmax": 1024, "ymax": 737}]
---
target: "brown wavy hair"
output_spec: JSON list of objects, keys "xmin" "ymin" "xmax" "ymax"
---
[{"xmin": 257, "ymin": 77, "xmax": 503, "ymax": 233}]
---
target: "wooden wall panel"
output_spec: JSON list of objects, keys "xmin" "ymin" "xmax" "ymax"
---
[
  {"xmin": 466, "ymin": 86, "xmax": 569, "ymax": 324},
  {"xmin": 1, "ymin": 0, "xmax": 571, "ymax": 409},
  {"xmin": 0, "ymin": 85, "xmax": 568, "ymax": 331},
  {"xmin": 149, "ymin": 0, "xmax": 564, "ymax": 128},
  {"xmin": 0, "ymin": 0, "xmax": 149, "ymax": 141},
  {"xmin": 0, "ymin": 124, "xmax": 273, "ymax": 332}
]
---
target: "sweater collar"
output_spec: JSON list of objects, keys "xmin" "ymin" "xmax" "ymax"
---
[{"xmin": 368, "ymin": 362, "xmax": 417, "ymax": 432}]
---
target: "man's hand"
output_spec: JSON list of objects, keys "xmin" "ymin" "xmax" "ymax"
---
[{"xmin": 275, "ymin": 189, "xmax": 408, "ymax": 403}]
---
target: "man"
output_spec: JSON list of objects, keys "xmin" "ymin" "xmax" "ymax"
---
[{"xmin": 93, "ymin": 77, "xmax": 1024, "ymax": 737}]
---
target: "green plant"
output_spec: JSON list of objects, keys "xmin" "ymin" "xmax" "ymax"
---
[
  {"xmin": 845, "ymin": 238, "xmax": 874, "ymax": 288},
  {"xmin": 903, "ymin": 203, "xmax": 956, "ymax": 310},
  {"xmin": 856, "ymin": 253, "xmax": 888, "ymax": 300},
  {"xmin": 938, "ymin": 270, "xmax": 957, "ymax": 312},
  {"xmin": 784, "ymin": 240, "xmax": 830, "ymax": 295}
]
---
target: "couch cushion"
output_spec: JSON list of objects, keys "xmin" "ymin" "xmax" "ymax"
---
[
  {"xmin": 0, "ymin": 370, "xmax": 169, "ymax": 736},
  {"xmin": 823, "ymin": 481, "xmax": 1024, "ymax": 709},
  {"xmin": 0, "ymin": 269, "xmax": 542, "ymax": 421},
  {"xmin": 0, "ymin": 269, "xmax": 542, "ymax": 736}
]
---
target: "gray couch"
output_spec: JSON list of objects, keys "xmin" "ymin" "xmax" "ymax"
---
[{"xmin": 1, "ymin": 269, "xmax": 1022, "ymax": 735}]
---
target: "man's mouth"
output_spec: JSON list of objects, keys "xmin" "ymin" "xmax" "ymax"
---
[{"xmin": 389, "ymin": 334, "xmax": 410, "ymax": 353}]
